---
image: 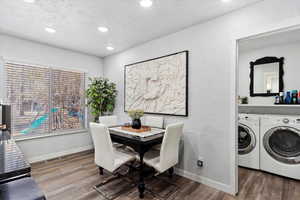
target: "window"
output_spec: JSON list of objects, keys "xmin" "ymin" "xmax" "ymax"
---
[
  {"xmin": 5, "ymin": 62, "xmax": 85, "ymax": 138},
  {"xmin": 51, "ymin": 69, "xmax": 85, "ymax": 132}
]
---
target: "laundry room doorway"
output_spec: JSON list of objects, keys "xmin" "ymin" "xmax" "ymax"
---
[{"xmin": 235, "ymin": 24, "xmax": 300, "ymax": 194}]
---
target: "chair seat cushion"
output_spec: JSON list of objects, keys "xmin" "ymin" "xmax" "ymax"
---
[
  {"xmin": 113, "ymin": 149, "xmax": 136, "ymax": 170},
  {"xmin": 113, "ymin": 143, "xmax": 124, "ymax": 148},
  {"xmin": 152, "ymin": 144, "xmax": 161, "ymax": 151},
  {"xmin": 0, "ymin": 177, "xmax": 46, "ymax": 200},
  {"xmin": 137, "ymin": 150, "xmax": 162, "ymax": 172}
]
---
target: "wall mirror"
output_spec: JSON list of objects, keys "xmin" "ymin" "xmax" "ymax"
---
[{"xmin": 250, "ymin": 57, "xmax": 284, "ymax": 97}]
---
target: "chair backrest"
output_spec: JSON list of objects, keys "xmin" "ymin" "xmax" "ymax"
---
[
  {"xmin": 89, "ymin": 122, "xmax": 115, "ymax": 172},
  {"xmin": 159, "ymin": 123, "xmax": 184, "ymax": 172},
  {"xmin": 143, "ymin": 116, "xmax": 164, "ymax": 128},
  {"xmin": 99, "ymin": 115, "xmax": 118, "ymax": 127}
]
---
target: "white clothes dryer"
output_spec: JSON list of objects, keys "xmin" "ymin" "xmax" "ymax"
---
[{"xmin": 260, "ymin": 115, "xmax": 300, "ymax": 180}]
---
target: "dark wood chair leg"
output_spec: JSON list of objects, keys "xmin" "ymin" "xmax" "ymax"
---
[
  {"xmin": 168, "ymin": 167, "xmax": 174, "ymax": 178},
  {"xmin": 99, "ymin": 167, "xmax": 104, "ymax": 175}
]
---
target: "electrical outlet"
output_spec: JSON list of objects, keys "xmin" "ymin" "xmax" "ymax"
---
[
  {"xmin": 197, "ymin": 156, "xmax": 204, "ymax": 167},
  {"xmin": 197, "ymin": 159, "xmax": 204, "ymax": 167}
]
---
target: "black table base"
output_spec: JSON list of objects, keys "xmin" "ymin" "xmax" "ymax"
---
[{"xmin": 110, "ymin": 128, "xmax": 164, "ymax": 199}]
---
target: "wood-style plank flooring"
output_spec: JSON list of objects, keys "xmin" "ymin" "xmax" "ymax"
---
[{"xmin": 31, "ymin": 151, "xmax": 300, "ymax": 200}]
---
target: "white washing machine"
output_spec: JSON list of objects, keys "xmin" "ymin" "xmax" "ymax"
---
[
  {"xmin": 238, "ymin": 114, "xmax": 260, "ymax": 170},
  {"xmin": 260, "ymin": 115, "xmax": 300, "ymax": 180}
]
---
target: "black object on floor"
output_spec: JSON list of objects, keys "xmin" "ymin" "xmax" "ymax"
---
[
  {"xmin": 0, "ymin": 139, "xmax": 31, "ymax": 184},
  {"xmin": 0, "ymin": 177, "xmax": 46, "ymax": 200}
]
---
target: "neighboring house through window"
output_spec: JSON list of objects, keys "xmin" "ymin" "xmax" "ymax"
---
[{"xmin": 5, "ymin": 62, "xmax": 85, "ymax": 138}]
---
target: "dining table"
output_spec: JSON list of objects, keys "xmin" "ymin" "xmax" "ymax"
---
[{"xmin": 109, "ymin": 126, "xmax": 165, "ymax": 198}]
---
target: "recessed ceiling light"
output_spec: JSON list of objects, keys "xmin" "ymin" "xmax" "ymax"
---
[
  {"xmin": 106, "ymin": 46, "xmax": 114, "ymax": 51},
  {"xmin": 45, "ymin": 27, "xmax": 56, "ymax": 33},
  {"xmin": 140, "ymin": 0, "xmax": 153, "ymax": 8},
  {"xmin": 24, "ymin": 0, "xmax": 35, "ymax": 3},
  {"xmin": 98, "ymin": 26, "xmax": 109, "ymax": 33},
  {"xmin": 221, "ymin": 0, "xmax": 232, "ymax": 2}
]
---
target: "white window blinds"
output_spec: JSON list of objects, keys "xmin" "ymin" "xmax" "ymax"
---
[
  {"xmin": 51, "ymin": 69, "xmax": 85, "ymax": 132},
  {"xmin": 5, "ymin": 62, "xmax": 85, "ymax": 138}
]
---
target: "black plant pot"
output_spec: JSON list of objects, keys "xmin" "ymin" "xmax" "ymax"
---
[{"xmin": 132, "ymin": 118, "xmax": 141, "ymax": 129}]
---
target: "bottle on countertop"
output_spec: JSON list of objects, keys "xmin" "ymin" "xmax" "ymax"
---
[
  {"xmin": 275, "ymin": 96, "xmax": 280, "ymax": 104},
  {"xmin": 279, "ymin": 92, "xmax": 285, "ymax": 104},
  {"xmin": 292, "ymin": 90, "xmax": 298, "ymax": 104},
  {"xmin": 285, "ymin": 91, "xmax": 292, "ymax": 104},
  {"xmin": 238, "ymin": 96, "xmax": 242, "ymax": 104}
]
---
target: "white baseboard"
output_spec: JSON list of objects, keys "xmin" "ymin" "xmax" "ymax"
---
[
  {"xmin": 175, "ymin": 168, "xmax": 234, "ymax": 195},
  {"xmin": 27, "ymin": 145, "xmax": 94, "ymax": 164}
]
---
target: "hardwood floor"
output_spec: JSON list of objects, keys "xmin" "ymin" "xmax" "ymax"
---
[{"xmin": 31, "ymin": 151, "xmax": 300, "ymax": 200}]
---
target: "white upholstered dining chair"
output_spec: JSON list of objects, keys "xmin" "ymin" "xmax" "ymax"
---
[
  {"xmin": 99, "ymin": 115, "xmax": 118, "ymax": 127},
  {"xmin": 142, "ymin": 116, "xmax": 164, "ymax": 151},
  {"xmin": 90, "ymin": 122, "xmax": 135, "ymax": 173},
  {"xmin": 98, "ymin": 115, "xmax": 123, "ymax": 148},
  {"xmin": 89, "ymin": 123, "xmax": 136, "ymax": 199},
  {"xmin": 142, "ymin": 116, "xmax": 164, "ymax": 128},
  {"xmin": 139, "ymin": 122, "xmax": 184, "ymax": 176}
]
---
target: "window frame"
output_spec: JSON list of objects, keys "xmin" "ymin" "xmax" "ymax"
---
[{"xmin": 4, "ymin": 60, "xmax": 88, "ymax": 140}]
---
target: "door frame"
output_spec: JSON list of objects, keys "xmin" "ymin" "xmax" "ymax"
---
[{"xmin": 231, "ymin": 17, "xmax": 300, "ymax": 195}]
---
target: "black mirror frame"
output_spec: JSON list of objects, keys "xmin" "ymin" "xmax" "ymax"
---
[{"xmin": 249, "ymin": 56, "xmax": 284, "ymax": 97}]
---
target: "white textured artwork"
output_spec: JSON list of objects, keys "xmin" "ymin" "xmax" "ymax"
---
[{"xmin": 125, "ymin": 51, "xmax": 188, "ymax": 116}]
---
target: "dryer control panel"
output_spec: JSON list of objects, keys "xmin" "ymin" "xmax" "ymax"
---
[
  {"xmin": 280, "ymin": 118, "xmax": 300, "ymax": 125},
  {"xmin": 265, "ymin": 116, "xmax": 300, "ymax": 125}
]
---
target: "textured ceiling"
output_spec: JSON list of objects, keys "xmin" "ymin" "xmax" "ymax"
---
[{"xmin": 0, "ymin": 0, "xmax": 262, "ymax": 57}]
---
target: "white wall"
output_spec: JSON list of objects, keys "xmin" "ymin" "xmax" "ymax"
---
[
  {"xmin": 103, "ymin": 0, "xmax": 300, "ymax": 194},
  {"xmin": 0, "ymin": 34, "xmax": 103, "ymax": 163},
  {"xmin": 239, "ymin": 41, "xmax": 300, "ymax": 105}
]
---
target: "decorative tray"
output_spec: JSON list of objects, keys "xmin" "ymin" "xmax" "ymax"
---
[{"xmin": 121, "ymin": 126, "xmax": 151, "ymax": 133}]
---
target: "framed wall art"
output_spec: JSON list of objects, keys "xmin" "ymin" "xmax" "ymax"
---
[{"xmin": 124, "ymin": 50, "xmax": 188, "ymax": 116}]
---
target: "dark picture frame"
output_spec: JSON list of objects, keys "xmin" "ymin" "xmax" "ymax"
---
[
  {"xmin": 249, "ymin": 56, "xmax": 284, "ymax": 97},
  {"xmin": 124, "ymin": 50, "xmax": 189, "ymax": 117}
]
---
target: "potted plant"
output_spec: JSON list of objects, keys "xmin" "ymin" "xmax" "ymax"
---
[
  {"xmin": 86, "ymin": 77, "xmax": 117, "ymax": 122},
  {"xmin": 128, "ymin": 109, "xmax": 144, "ymax": 129}
]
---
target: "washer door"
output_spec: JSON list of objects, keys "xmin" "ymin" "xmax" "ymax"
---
[
  {"xmin": 238, "ymin": 123, "xmax": 256, "ymax": 155},
  {"xmin": 264, "ymin": 126, "xmax": 300, "ymax": 164}
]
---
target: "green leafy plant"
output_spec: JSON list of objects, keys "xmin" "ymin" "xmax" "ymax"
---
[
  {"xmin": 128, "ymin": 109, "xmax": 144, "ymax": 119},
  {"xmin": 86, "ymin": 77, "xmax": 117, "ymax": 122}
]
